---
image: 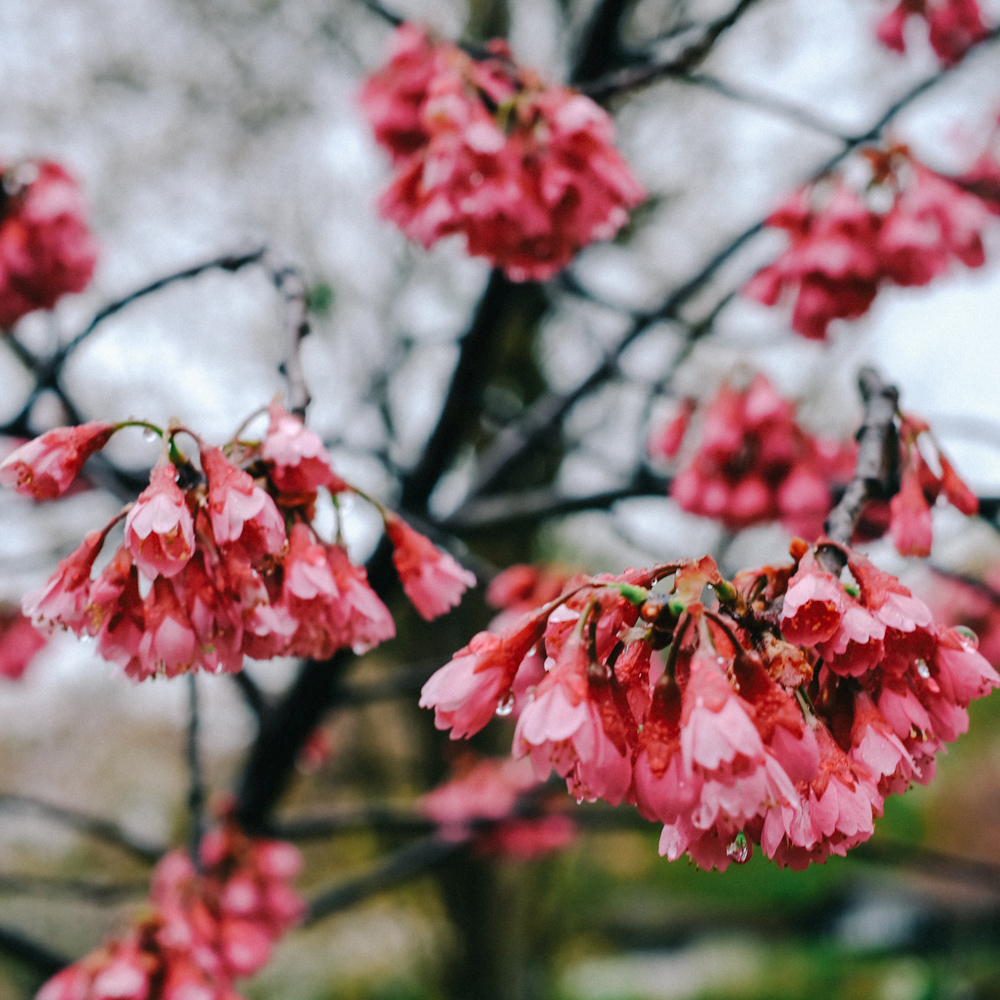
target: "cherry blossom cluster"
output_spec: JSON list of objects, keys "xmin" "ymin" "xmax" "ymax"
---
[
  {"xmin": 419, "ymin": 754, "xmax": 576, "ymax": 859},
  {"xmin": 876, "ymin": 0, "xmax": 990, "ymax": 66},
  {"xmin": 0, "ymin": 160, "xmax": 97, "ymax": 330},
  {"xmin": 745, "ymin": 149, "xmax": 997, "ymax": 340},
  {"xmin": 653, "ymin": 374, "xmax": 856, "ymax": 537},
  {"xmin": 1, "ymin": 402, "xmax": 475, "ymax": 680},
  {"xmin": 36, "ymin": 823, "xmax": 304, "ymax": 1000},
  {"xmin": 359, "ymin": 24, "xmax": 646, "ymax": 281},
  {"xmin": 419, "ymin": 540, "xmax": 999, "ymax": 869}
]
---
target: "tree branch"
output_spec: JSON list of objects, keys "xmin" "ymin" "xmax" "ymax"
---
[
  {"xmin": 0, "ymin": 925, "xmax": 70, "ymax": 979},
  {"xmin": 580, "ymin": 0, "xmax": 766, "ymax": 98},
  {"xmin": 58, "ymin": 248, "xmax": 267, "ymax": 363},
  {"xmin": 0, "ymin": 793, "xmax": 164, "ymax": 863},
  {"xmin": 186, "ymin": 674, "xmax": 206, "ymax": 871},
  {"xmin": 460, "ymin": 41, "xmax": 999, "ymax": 506},
  {"xmin": 398, "ymin": 270, "xmax": 515, "ymax": 513},
  {"xmin": 442, "ymin": 472, "xmax": 670, "ymax": 531},
  {"xmin": 304, "ymin": 835, "xmax": 460, "ymax": 925},
  {"xmin": 823, "ymin": 367, "xmax": 899, "ymax": 556}
]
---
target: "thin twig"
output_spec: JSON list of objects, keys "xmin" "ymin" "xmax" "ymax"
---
[
  {"xmin": 59, "ymin": 248, "xmax": 267, "ymax": 362},
  {"xmin": 265, "ymin": 258, "xmax": 312, "ymax": 417},
  {"xmin": 187, "ymin": 673, "xmax": 206, "ymax": 871},
  {"xmin": 680, "ymin": 73, "xmax": 855, "ymax": 141},
  {"xmin": 0, "ymin": 873, "xmax": 147, "ymax": 904},
  {"xmin": 268, "ymin": 806, "xmax": 435, "ymax": 840},
  {"xmin": 442, "ymin": 474, "xmax": 670, "ymax": 531},
  {"xmin": 0, "ymin": 793, "xmax": 164, "ymax": 863},
  {"xmin": 355, "ymin": 0, "xmax": 404, "ymax": 27}
]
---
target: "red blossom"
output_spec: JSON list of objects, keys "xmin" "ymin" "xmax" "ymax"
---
[
  {"xmin": 0, "ymin": 161, "xmax": 98, "ymax": 330},
  {"xmin": 667, "ymin": 374, "xmax": 854, "ymax": 537},
  {"xmin": 0, "ymin": 421, "xmax": 114, "ymax": 499},
  {"xmin": 361, "ymin": 25, "xmax": 645, "ymax": 280},
  {"xmin": 876, "ymin": 0, "xmax": 990, "ymax": 66},
  {"xmin": 0, "ymin": 605, "xmax": 46, "ymax": 680},
  {"xmin": 746, "ymin": 156, "xmax": 997, "ymax": 340},
  {"xmin": 422, "ymin": 543, "xmax": 999, "ymax": 870},
  {"xmin": 125, "ymin": 461, "xmax": 196, "ymax": 580},
  {"xmin": 384, "ymin": 514, "xmax": 476, "ymax": 620}
]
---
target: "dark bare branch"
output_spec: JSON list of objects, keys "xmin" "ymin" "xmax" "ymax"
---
[
  {"xmin": 580, "ymin": 0, "xmax": 765, "ymax": 99},
  {"xmin": 0, "ymin": 793, "xmax": 164, "ymax": 863},
  {"xmin": 59, "ymin": 248, "xmax": 267, "ymax": 362},
  {"xmin": 305, "ymin": 835, "xmax": 460, "ymax": 925},
  {"xmin": 823, "ymin": 367, "xmax": 899, "ymax": 558}
]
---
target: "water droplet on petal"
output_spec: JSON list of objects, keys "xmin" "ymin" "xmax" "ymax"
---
[
  {"xmin": 955, "ymin": 625, "xmax": 979, "ymax": 651},
  {"xmin": 726, "ymin": 830, "xmax": 751, "ymax": 864},
  {"xmin": 495, "ymin": 691, "xmax": 516, "ymax": 717},
  {"xmin": 915, "ymin": 659, "xmax": 931, "ymax": 679}
]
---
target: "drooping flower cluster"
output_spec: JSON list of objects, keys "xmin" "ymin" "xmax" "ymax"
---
[
  {"xmin": 151, "ymin": 821, "xmax": 305, "ymax": 980},
  {"xmin": 0, "ymin": 160, "xmax": 98, "ymax": 330},
  {"xmin": 359, "ymin": 24, "xmax": 646, "ymax": 281},
  {"xmin": 420, "ymin": 540, "xmax": 999, "ymax": 870},
  {"xmin": 876, "ymin": 0, "xmax": 990, "ymax": 66},
  {"xmin": 419, "ymin": 753, "xmax": 576, "ymax": 858},
  {"xmin": 4, "ymin": 402, "xmax": 474, "ymax": 680},
  {"xmin": 36, "ymin": 824, "xmax": 304, "ymax": 1000},
  {"xmin": 654, "ymin": 374, "xmax": 856, "ymax": 538},
  {"xmin": 745, "ymin": 150, "xmax": 997, "ymax": 340}
]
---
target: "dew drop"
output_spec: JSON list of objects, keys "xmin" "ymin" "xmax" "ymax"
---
[
  {"xmin": 955, "ymin": 625, "xmax": 979, "ymax": 651},
  {"xmin": 495, "ymin": 691, "xmax": 516, "ymax": 717},
  {"xmin": 726, "ymin": 830, "xmax": 751, "ymax": 864},
  {"xmin": 915, "ymin": 659, "xmax": 931, "ymax": 679},
  {"xmin": 143, "ymin": 428, "xmax": 158, "ymax": 442}
]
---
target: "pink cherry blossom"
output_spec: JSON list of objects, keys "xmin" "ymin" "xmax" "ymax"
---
[
  {"xmin": 0, "ymin": 421, "xmax": 114, "ymax": 499},
  {"xmin": 384, "ymin": 514, "xmax": 475, "ymax": 620},
  {"xmin": 201, "ymin": 446, "xmax": 286, "ymax": 555},
  {"xmin": 262, "ymin": 401, "xmax": 346, "ymax": 496},
  {"xmin": 125, "ymin": 462, "xmax": 196, "ymax": 580},
  {"xmin": 362, "ymin": 25, "xmax": 645, "ymax": 280},
  {"xmin": 22, "ymin": 527, "xmax": 105, "ymax": 631},
  {"xmin": 0, "ymin": 605, "xmax": 46, "ymax": 679},
  {"xmin": 421, "ymin": 611, "xmax": 549, "ymax": 738}
]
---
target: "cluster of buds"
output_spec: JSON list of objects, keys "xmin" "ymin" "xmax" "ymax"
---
[
  {"xmin": 36, "ymin": 823, "xmax": 304, "ymax": 1000},
  {"xmin": 654, "ymin": 374, "xmax": 856, "ymax": 538},
  {"xmin": 418, "ymin": 754, "xmax": 576, "ymax": 859},
  {"xmin": 0, "ymin": 160, "xmax": 98, "ymax": 330},
  {"xmin": 745, "ymin": 149, "xmax": 997, "ymax": 340},
  {"xmin": 2, "ymin": 401, "xmax": 475, "ymax": 680},
  {"xmin": 359, "ymin": 24, "xmax": 645, "ymax": 281},
  {"xmin": 876, "ymin": 0, "xmax": 990, "ymax": 66},
  {"xmin": 420, "ymin": 539, "xmax": 999, "ymax": 869}
]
